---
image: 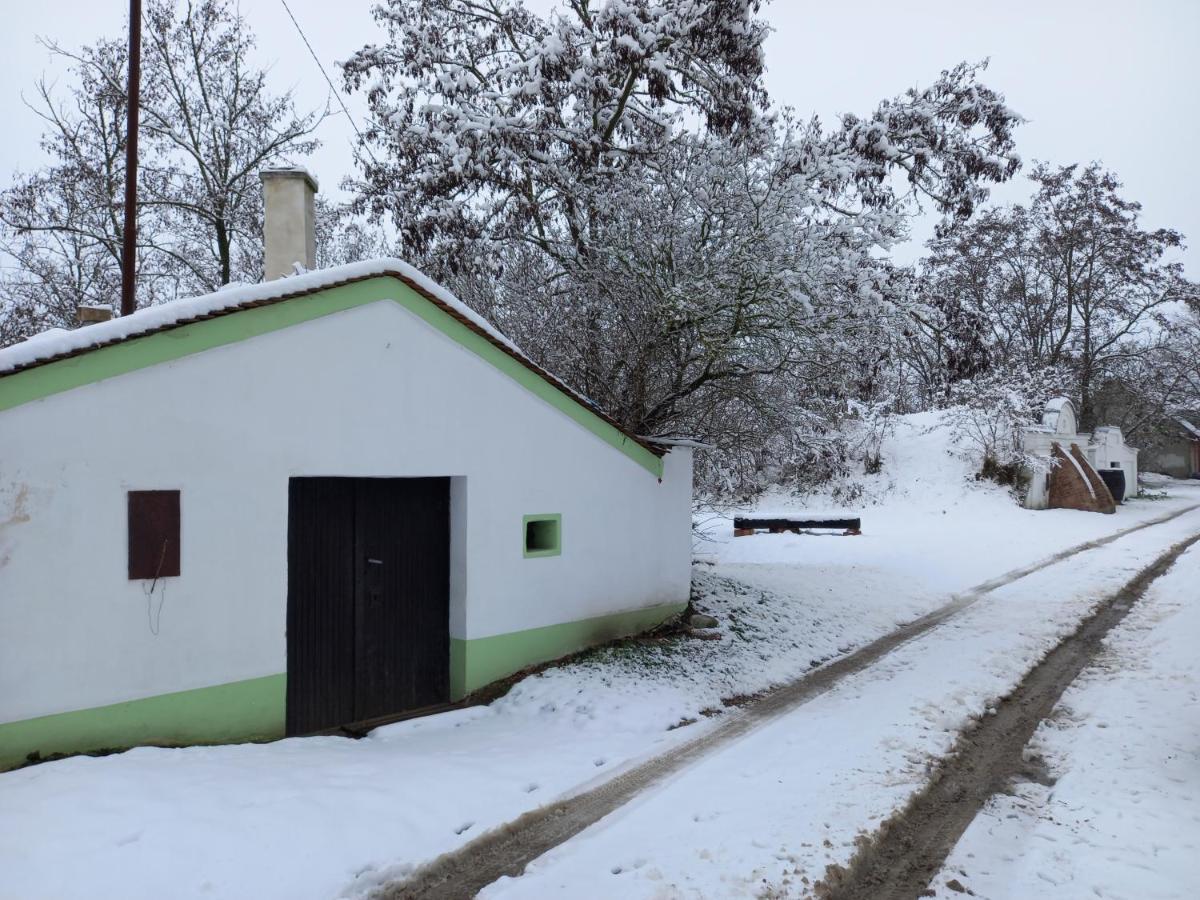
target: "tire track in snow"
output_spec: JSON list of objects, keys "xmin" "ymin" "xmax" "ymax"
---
[
  {"xmin": 369, "ymin": 502, "xmax": 1200, "ymax": 900},
  {"xmin": 817, "ymin": 527, "xmax": 1200, "ymax": 900}
]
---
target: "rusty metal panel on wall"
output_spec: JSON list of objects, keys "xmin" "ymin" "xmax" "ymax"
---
[{"xmin": 127, "ymin": 490, "xmax": 180, "ymax": 579}]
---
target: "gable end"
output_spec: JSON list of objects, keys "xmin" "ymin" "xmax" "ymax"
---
[{"xmin": 0, "ymin": 274, "xmax": 664, "ymax": 478}]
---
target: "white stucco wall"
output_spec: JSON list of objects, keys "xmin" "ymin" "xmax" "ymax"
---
[
  {"xmin": 1090, "ymin": 427, "xmax": 1138, "ymax": 500},
  {"xmin": 0, "ymin": 299, "xmax": 693, "ymax": 723}
]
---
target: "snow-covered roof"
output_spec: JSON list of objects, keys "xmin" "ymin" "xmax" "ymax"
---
[
  {"xmin": 1040, "ymin": 397, "xmax": 1077, "ymax": 434},
  {"xmin": 1179, "ymin": 418, "xmax": 1200, "ymax": 439},
  {"xmin": 0, "ymin": 259, "xmax": 521, "ymax": 375},
  {"xmin": 0, "ymin": 258, "xmax": 663, "ymax": 459},
  {"xmin": 641, "ymin": 436, "xmax": 715, "ymax": 451}
]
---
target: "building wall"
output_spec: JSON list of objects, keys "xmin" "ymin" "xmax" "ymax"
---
[
  {"xmin": 1022, "ymin": 402, "xmax": 1138, "ymax": 508},
  {"xmin": 1021, "ymin": 430, "xmax": 1057, "ymax": 509},
  {"xmin": 1141, "ymin": 437, "xmax": 1198, "ymax": 479},
  {"xmin": 0, "ymin": 293, "xmax": 692, "ymax": 765},
  {"xmin": 1088, "ymin": 427, "xmax": 1138, "ymax": 502}
]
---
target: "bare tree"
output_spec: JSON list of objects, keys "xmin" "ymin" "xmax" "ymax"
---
[
  {"xmin": 139, "ymin": 0, "xmax": 325, "ymax": 287},
  {"xmin": 0, "ymin": 0, "xmax": 325, "ymax": 342},
  {"xmin": 914, "ymin": 163, "xmax": 1199, "ymax": 429}
]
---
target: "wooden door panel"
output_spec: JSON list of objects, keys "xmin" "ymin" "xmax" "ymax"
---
[
  {"xmin": 401, "ymin": 478, "xmax": 451, "ymax": 711},
  {"xmin": 354, "ymin": 477, "xmax": 450, "ymax": 720},
  {"xmin": 286, "ymin": 478, "xmax": 356, "ymax": 736}
]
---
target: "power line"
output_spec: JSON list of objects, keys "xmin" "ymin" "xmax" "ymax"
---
[{"xmin": 278, "ymin": 0, "xmax": 378, "ymax": 163}]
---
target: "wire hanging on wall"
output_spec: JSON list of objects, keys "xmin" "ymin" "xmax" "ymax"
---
[{"xmin": 143, "ymin": 538, "xmax": 169, "ymax": 636}]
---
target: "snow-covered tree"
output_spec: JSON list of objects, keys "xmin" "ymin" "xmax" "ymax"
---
[
  {"xmin": 344, "ymin": 2, "xmax": 1022, "ymax": 496},
  {"xmin": 344, "ymin": 0, "xmax": 771, "ymax": 268},
  {"xmin": 1090, "ymin": 304, "xmax": 1200, "ymax": 441},
  {"xmin": 915, "ymin": 163, "xmax": 1199, "ymax": 431}
]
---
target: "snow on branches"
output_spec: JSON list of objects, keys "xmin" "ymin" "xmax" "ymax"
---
[
  {"xmin": 913, "ymin": 162, "xmax": 1200, "ymax": 433},
  {"xmin": 343, "ymin": 0, "xmax": 770, "ymax": 256},
  {"xmin": 340, "ymin": 2, "xmax": 1025, "ymax": 496},
  {"xmin": 834, "ymin": 61, "xmax": 1021, "ymax": 228}
]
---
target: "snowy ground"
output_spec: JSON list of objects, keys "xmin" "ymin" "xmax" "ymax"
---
[
  {"xmin": 1, "ymin": 414, "xmax": 1197, "ymax": 900},
  {"xmin": 928, "ymin": 541, "xmax": 1200, "ymax": 900},
  {"xmin": 478, "ymin": 498, "xmax": 1200, "ymax": 899},
  {"xmin": 696, "ymin": 413, "xmax": 1193, "ymax": 596}
]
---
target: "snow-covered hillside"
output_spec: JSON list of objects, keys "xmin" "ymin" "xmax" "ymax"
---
[{"xmin": 699, "ymin": 410, "xmax": 1166, "ymax": 594}]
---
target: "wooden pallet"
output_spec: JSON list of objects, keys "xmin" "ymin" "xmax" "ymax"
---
[{"xmin": 732, "ymin": 516, "xmax": 862, "ymax": 537}]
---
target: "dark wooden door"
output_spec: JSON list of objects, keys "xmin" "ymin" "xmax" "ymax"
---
[
  {"xmin": 287, "ymin": 477, "xmax": 450, "ymax": 735},
  {"xmin": 286, "ymin": 478, "xmax": 357, "ymax": 734}
]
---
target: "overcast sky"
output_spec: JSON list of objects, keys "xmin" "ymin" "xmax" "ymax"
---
[{"xmin": 2, "ymin": 0, "xmax": 1197, "ymax": 273}]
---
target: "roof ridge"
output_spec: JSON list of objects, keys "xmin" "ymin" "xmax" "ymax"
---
[{"xmin": 0, "ymin": 260, "xmax": 664, "ymax": 464}]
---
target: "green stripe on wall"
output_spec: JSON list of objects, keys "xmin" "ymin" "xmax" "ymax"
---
[
  {"xmin": 450, "ymin": 602, "xmax": 686, "ymax": 699},
  {"xmin": 0, "ymin": 674, "xmax": 285, "ymax": 771},
  {"xmin": 1, "ymin": 604, "xmax": 685, "ymax": 769},
  {"xmin": 0, "ymin": 277, "xmax": 664, "ymax": 477}
]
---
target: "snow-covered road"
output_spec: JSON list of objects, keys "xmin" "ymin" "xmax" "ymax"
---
[
  {"xmin": 929, "ymin": 538, "xmax": 1200, "ymax": 900},
  {"xmin": 478, "ymin": 504, "xmax": 1200, "ymax": 899}
]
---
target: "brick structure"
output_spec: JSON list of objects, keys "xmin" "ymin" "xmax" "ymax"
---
[
  {"xmin": 1047, "ymin": 442, "xmax": 1116, "ymax": 514},
  {"xmin": 1071, "ymin": 443, "xmax": 1118, "ymax": 513}
]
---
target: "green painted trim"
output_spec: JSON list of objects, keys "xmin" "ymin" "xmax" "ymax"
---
[
  {"xmin": 0, "ymin": 673, "xmax": 285, "ymax": 771},
  {"xmin": 450, "ymin": 602, "xmax": 686, "ymax": 699},
  {"xmin": 4, "ymin": 601, "xmax": 687, "ymax": 765},
  {"xmin": 0, "ymin": 276, "xmax": 664, "ymax": 477},
  {"xmin": 449, "ymin": 639, "xmax": 468, "ymax": 701},
  {"xmin": 522, "ymin": 513, "xmax": 562, "ymax": 558}
]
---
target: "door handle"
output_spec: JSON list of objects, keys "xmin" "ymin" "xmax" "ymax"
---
[{"xmin": 366, "ymin": 558, "xmax": 383, "ymax": 565}]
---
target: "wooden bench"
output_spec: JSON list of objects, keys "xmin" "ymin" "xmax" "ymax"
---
[{"xmin": 733, "ymin": 516, "xmax": 861, "ymax": 537}]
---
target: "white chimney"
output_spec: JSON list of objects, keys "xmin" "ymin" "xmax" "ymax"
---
[
  {"xmin": 77, "ymin": 304, "xmax": 114, "ymax": 326},
  {"xmin": 260, "ymin": 167, "xmax": 318, "ymax": 281}
]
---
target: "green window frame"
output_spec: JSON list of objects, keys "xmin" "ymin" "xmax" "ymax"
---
[{"xmin": 523, "ymin": 513, "xmax": 562, "ymax": 558}]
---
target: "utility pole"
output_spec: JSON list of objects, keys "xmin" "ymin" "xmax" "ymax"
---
[{"xmin": 120, "ymin": 0, "xmax": 142, "ymax": 317}]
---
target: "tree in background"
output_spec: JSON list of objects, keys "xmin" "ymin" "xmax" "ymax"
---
[
  {"xmin": 0, "ymin": 37, "xmax": 148, "ymax": 343},
  {"xmin": 344, "ymin": 0, "xmax": 771, "ymax": 271},
  {"xmin": 1090, "ymin": 301, "xmax": 1200, "ymax": 445},
  {"xmin": 344, "ymin": 0, "xmax": 1020, "ymax": 495},
  {"xmin": 0, "ymin": 0, "xmax": 323, "ymax": 342},
  {"xmin": 912, "ymin": 163, "xmax": 1199, "ymax": 432},
  {"xmin": 138, "ymin": 0, "xmax": 324, "ymax": 287}
]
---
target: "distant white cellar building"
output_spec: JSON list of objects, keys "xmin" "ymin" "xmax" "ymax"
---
[
  {"xmin": 0, "ymin": 170, "xmax": 693, "ymax": 769},
  {"xmin": 1022, "ymin": 397, "xmax": 1138, "ymax": 511}
]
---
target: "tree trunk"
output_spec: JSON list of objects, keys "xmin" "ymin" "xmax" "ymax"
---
[{"xmin": 216, "ymin": 218, "xmax": 231, "ymax": 286}]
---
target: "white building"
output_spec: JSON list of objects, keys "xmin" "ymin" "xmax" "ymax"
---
[
  {"xmin": 1022, "ymin": 398, "xmax": 1139, "ymax": 509},
  {"xmin": 0, "ymin": 171, "xmax": 693, "ymax": 769}
]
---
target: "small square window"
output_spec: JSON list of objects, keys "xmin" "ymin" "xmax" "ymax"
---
[
  {"xmin": 128, "ymin": 490, "xmax": 181, "ymax": 579},
  {"xmin": 523, "ymin": 514, "xmax": 561, "ymax": 558}
]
